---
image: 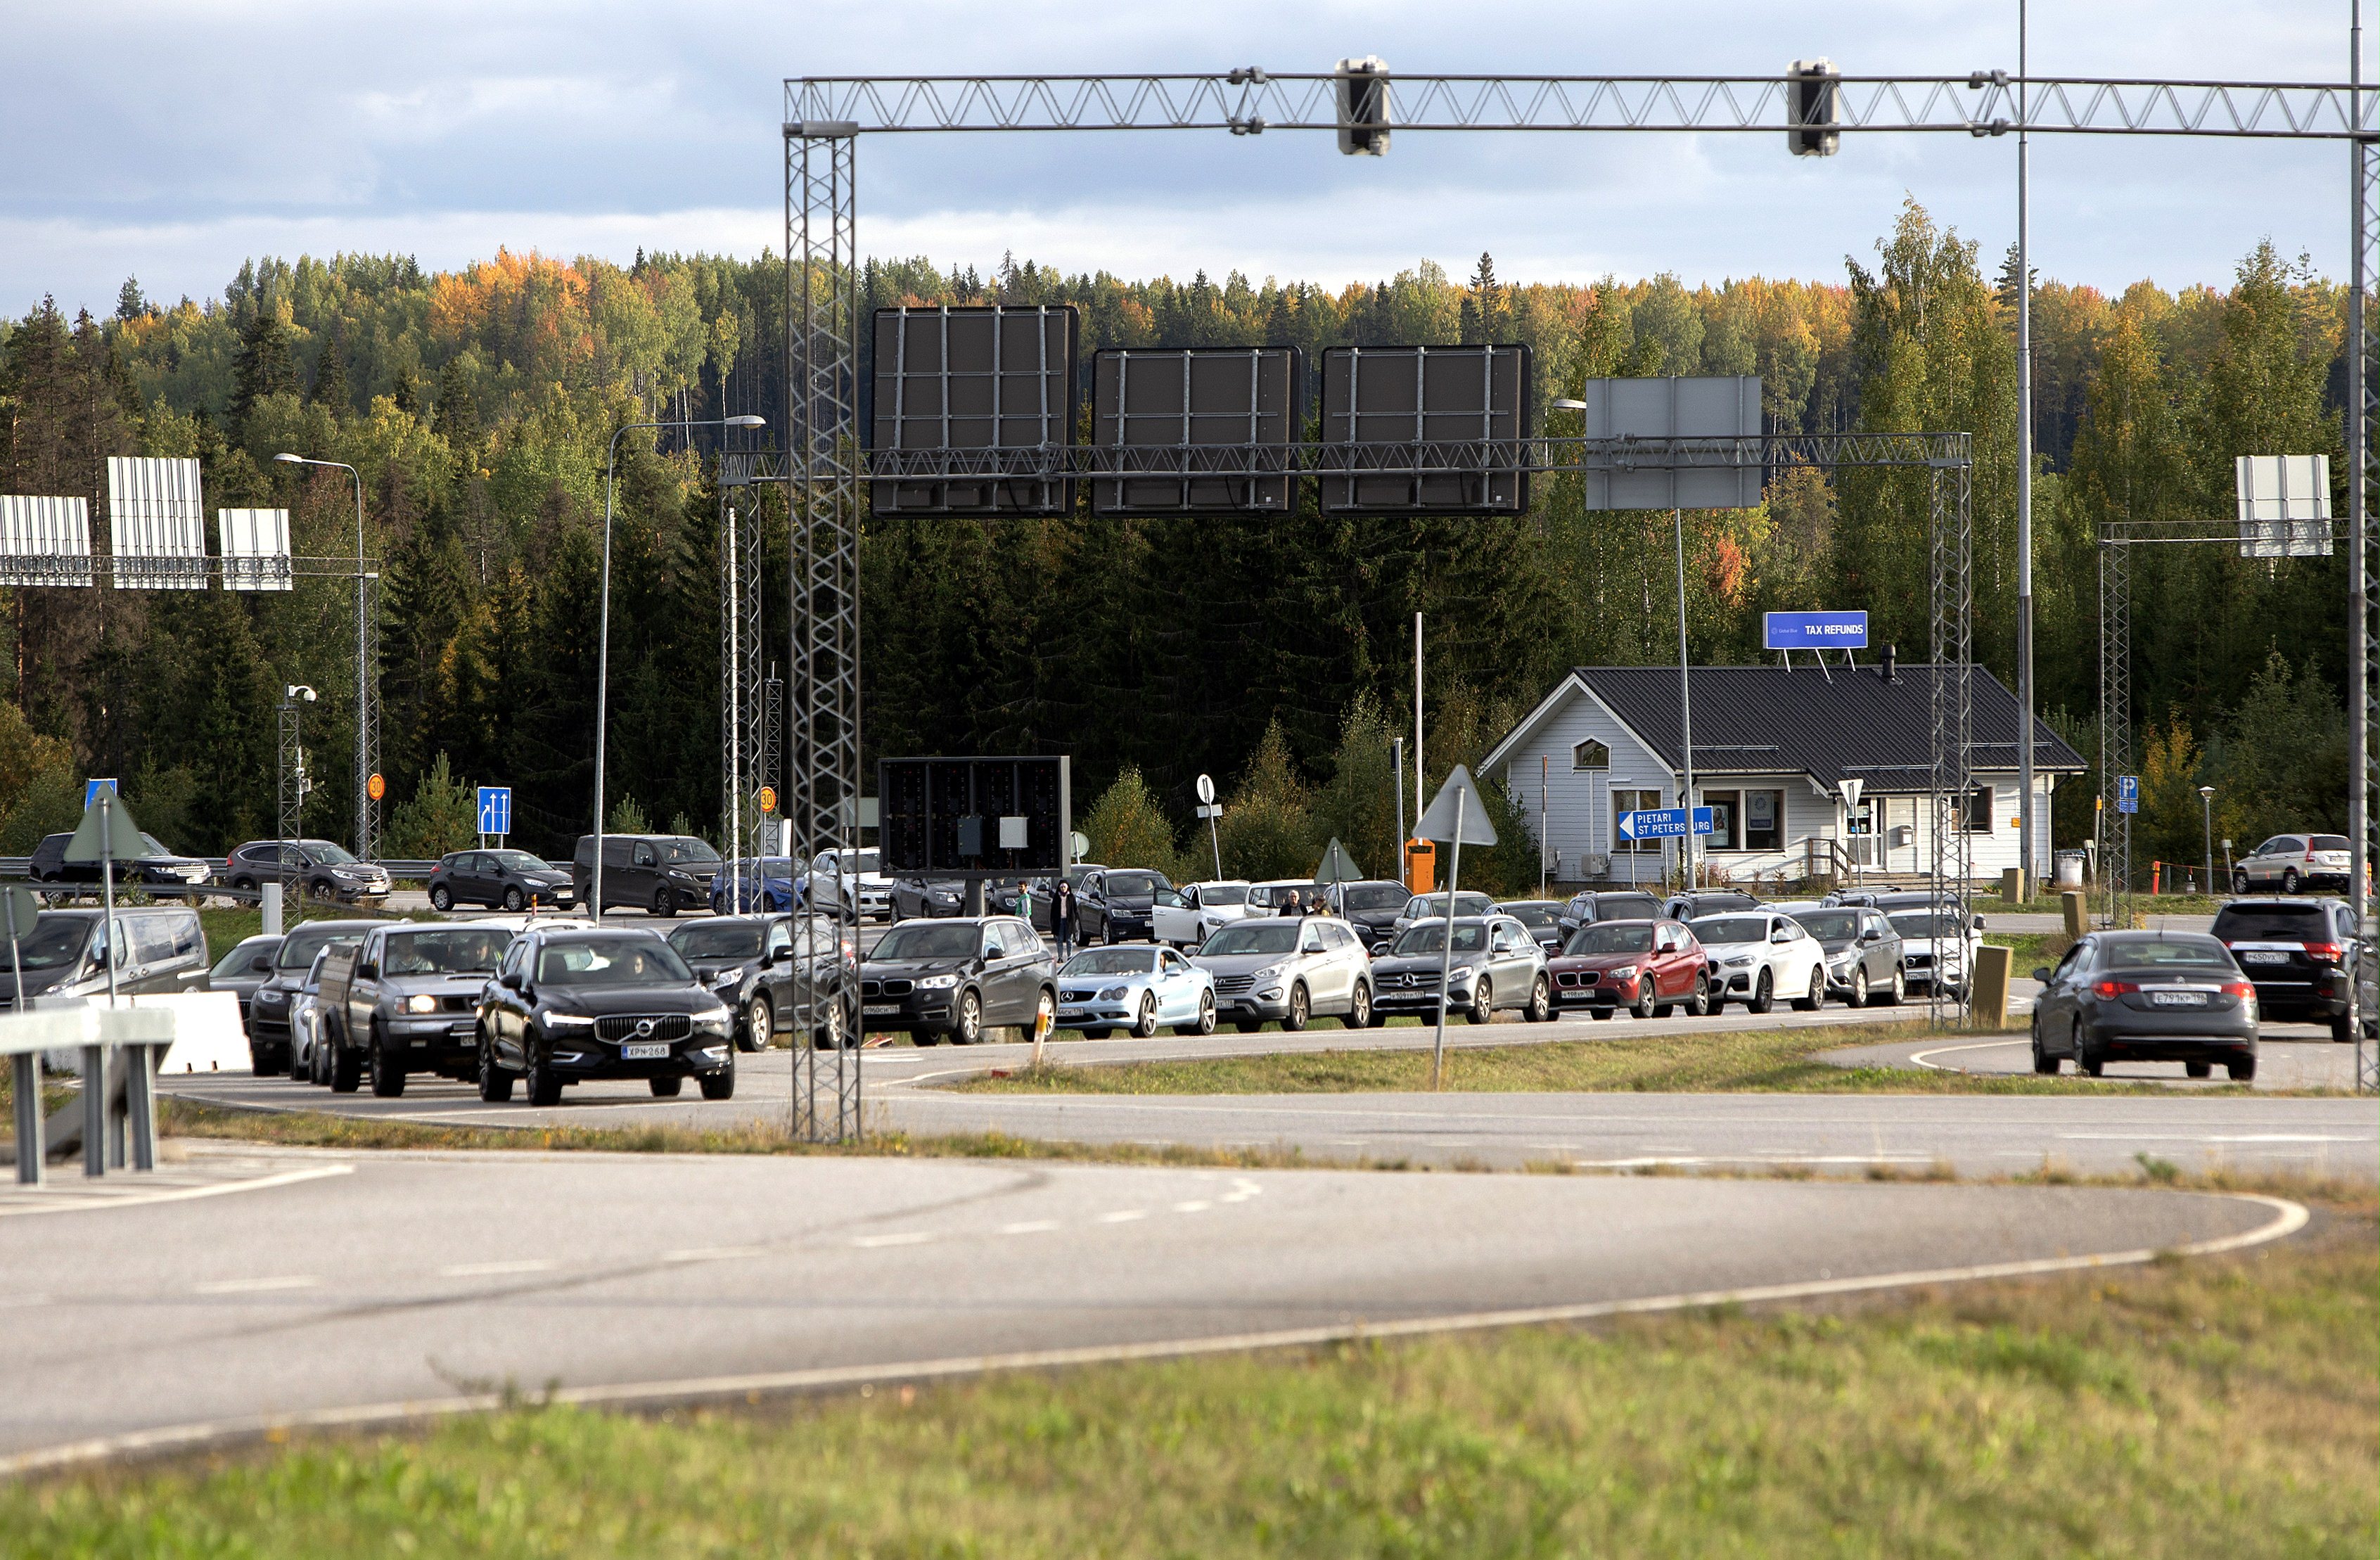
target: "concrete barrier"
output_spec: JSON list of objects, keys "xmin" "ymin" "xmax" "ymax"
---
[{"xmin": 1971, "ymin": 945, "xmax": 2014, "ymax": 1030}]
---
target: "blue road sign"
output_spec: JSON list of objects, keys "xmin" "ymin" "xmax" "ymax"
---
[
  {"xmin": 1618, "ymin": 806, "xmax": 1717, "ymax": 841},
  {"xmin": 1763, "ymin": 610, "xmax": 1869, "ymax": 651},
  {"xmin": 84, "ymin": 777, "xmax": 119, "ymax": 808},
  {"xmin": 476, "ymin": 786, "xmax": 513, "ymax": 836},
  {"xmin": 2115, "ymin": 775, "xmax": 2139, "ymax": 814}
]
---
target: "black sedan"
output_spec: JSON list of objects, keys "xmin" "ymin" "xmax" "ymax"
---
[
  {"xmin": 668, "ymin": 912, "xmax": 857, "ymax": 1051},
  {"xmin": 428, "ymin": 849, "xmax": 575, "ymax": 912},
  {"xmin": 2030, "ymin": 931, "xmax": 2259, "ymax": 1080},
  {"xmin": 476, "ymin": 928, "xmax": 738, "ymax": 1105},
  {"xmin": 859, "ymin": 915, "xmax": 1055, "ymax": 1045},
  {"xmin": 1079, "ymin": 869, "xmax": 1172, "ymax": 945}
]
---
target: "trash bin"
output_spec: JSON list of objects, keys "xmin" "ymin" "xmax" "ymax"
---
[{"xmin": 2054, "ymin": 850, "xmax": 2085, "ymax": 890}]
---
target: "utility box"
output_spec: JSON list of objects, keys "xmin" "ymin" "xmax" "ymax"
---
[
  {"xmin": 2061, "ymin": 890, "xmax": 2090, "ymax": 940},
  {"xmin": 1405, "ymin": 838, "xmax": 1435, "ymax": 895},
  {"xmin": 1971, "ymin": 945, "xmax": 2014, "ymax": 1030},
  {"xmin": 2000, "ymin": 867, "xmax": 2026, "ymax": 905}
]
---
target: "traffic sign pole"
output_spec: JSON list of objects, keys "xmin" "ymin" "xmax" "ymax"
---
[{"xmin": 1196, "ymin": 774, "xmax": 1222, "ymax": 879}]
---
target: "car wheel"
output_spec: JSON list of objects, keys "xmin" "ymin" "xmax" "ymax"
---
[
  {"xmin": 2030, "ymin": 1014, "xmax": 2059, "ymax": 1074},
  {"xmin": 1178, "ymin": 988, "xmax": 1218, "ymax": 1037},
  {"xmin": 328, "ymin": 1030, "xmax": 362, "ymax": 1094},
  {"xmin": 813, "ymin": 998, "xmax": 847, "ymax": 1052},
  {"xmin": 1748, "ymin": 969, "xmax": 1775, "ymax": 1015},
  {"xmin": 1132, "ymin": 992, "xmax": 1160, "ymax": 1039},
  {"xmin": 2232, "ymin": 869, "xmax": 2250, "ymax": 895},
  {"xmin": 652, "ymin": 886, "xmax": 678, "ymax": 919},
  {"xmin": 1850, "ymin": 966, "xmax": 1869, "ymax": 1007},
  {"xmin": 953, "ymin": 990, "xmax": 983, "ymax": 1045},
  {"xmin": 249, "ymin": 1044, "xmax": 276, "ymax": 1078},
  {"xmin": 1589, "ymin": 1007, "xmax": 1613, "ymax": 1021},
  {"xmin": 1633, "ymin": 980, "xmax": 1656, "ymax": 1021},
  {"xmin": 914, "ymin": 1032, "xmax": 945, "ymax": 1047},
  {"xmin": 1882, "ymin": 967, "xmax": 1906, "ymax": 1007},
  {"xmin": 2075, "ymin": 1021, "xmax": 2104, "ymax": 1078},
  {"xmin": 368, "ymin": 1025, "xmax": 405, "ymax": 1098},
  {"xmin": 504, "ymin": 886, "xmax": 526, "ymax": 912},
  {"xmin": 699, "ymin": 1050, "xmax": 736, "ymax": 1099},
  {"xmin": 290, "ymin": 1028, "xmax": 310, "ymax": 1082},
  {"xmin": 650, "ymin": 1076, "xmax": 683, "ymax": 1097},
  {"xmin": 2226, "ymin": 1052, "xmax": 2257, "ymax": 1082},
  {"xmin": 526, "ymin": 1046, "xmax": 563, "ymax": 1106},
  {"xmin": 1468, "ymin": 977, "xmax": 1493, "ymax": 1026},
  {"xmin": 1685, "ymin": 974, "xmax": 1710, "ymax": 1017},
  {"xmin": 1282, "ymin": 983, "xmax": 1310, "ymax": 1032},
  {"xmin": 430, "ymin": 884, "xmax": 453, "ymax": 912},
  {"xmin": 744, "ymin": 994, "xmax": 773, "ymax": 1052},
  {"xmin": 477, "ymin": 1030, "xmax": 513, "ymax": 1102},
  {"xmin": 1527, "ymin": 976, "xmax": 1553, "ymax": 1023},
  {"xmin": 2331, "ymin": 990, "xmax": 2358, "ymax": 1044},
  {"xmin": 2184, "ymin": 1060, "xmax": 2212, "ymax": 1079},
  {"xmin": 1793, "ymin": 968, "xmax": 1826, "ymax": 1012},
  {"xmin": 1348, "ymin": 980, "xmax": 1374, "ymax": 1030},
  {"xmin": 2282, "ymin": 867, "xmax": 2301, "ymax": 894}
]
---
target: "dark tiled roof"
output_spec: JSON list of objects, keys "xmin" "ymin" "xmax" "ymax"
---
[{"xmin": 1571, "ymin": 663, "xmax": 2085, "ymax": 787}]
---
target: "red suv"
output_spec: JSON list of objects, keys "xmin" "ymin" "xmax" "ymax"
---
[{"xmin": 1549, "ymin": 918, "xmax": 1709, "ymax": 1020}]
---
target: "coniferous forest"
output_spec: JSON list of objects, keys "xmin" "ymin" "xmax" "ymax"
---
[{"xmin": 0, "ymin": 199, "xmax": 2353, "ymax": 888}]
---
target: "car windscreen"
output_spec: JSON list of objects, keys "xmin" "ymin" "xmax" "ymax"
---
[
  {"xmin": 1197, "ymin": 883, "xmax": 1249, "ymax": 905},
  {"xmin": 303, "ymin": 843, "xmax": 359, "ymax": 865},
  {"xmin": 1340, "ymin": 884, "xmax": 1407, "ymax": 912},
  {"xmin": 141, "ymin": 833, "xmax": 173, "ymax": 857},
  {"xmin": 1690, "ymin": 895, "xmax": 1759, "ymax": 914},
  {"xmin": 537, "ymin": 940, "xmax": 692, "ymax": 986},
  {"xmin": 1062, "ymin": 950, "xmax": 1160, "ymax": 976},
  {"xmin": 2211, "ymin": 906, "xmax": 2331, "ymax": 942},
  {"xmin": 1404, "ymin": 893, "xmax": 1492, "ymax": 919},
  {"xmin": 1104, "ymin": 871, "xmax": 1168, "ymax": 897},
  {"xmin": 872, "ymin": 923, "xmax": 980, "ymax": 961},
  {"xmin": 1584, "ymin": 895, "xmax": 1661, "ymax": 921},
  {"xmin": 847, "ymin": 850, "xmax": 881, "ymax": 874},
  {"xmin": 1565, "ymin": 923, "xmax": 1654, "ymax": 956},
  {"xmin": 1888, "ymin": 912, "xmax": 1965, "ymax": 940},
  {"xmin": 745, "ymin": 857, "xmax": 796, "ymax": 876},
  {"xmin": 1393, "ymin": 923, "xmax": 1489, "ymax": 957},
  {"xmin": 671, "ymin": 922, "xmax": 767, "ymax": 960},
  {"xmin": 1200, "ymin": 923, "xmax": 1300, "ymax": 957},
  {"xmin": 16, "ymin": 917, "xmax": 92, "ymax": 971},
  {"xmin": 2310, "ymin": 834, "xmax": 2350, "ymax": 852},
  {"xmin": 488, "ymin": 850, "xmax": 551, "ymax": 871},
  {"xmin": 277, "ymin": 923, "xmax": 362, "ymax": 969},
  {"xmin": 1691, "ymin": 916, "xmax": 1771, "ymax": 946},
  {"xmin": 1502, "ymin": 903, "xmax": 1561, "ymax": 928},
  {"xmin": 663, "ymin": 838, "xmax": 719, "ymax": 865},
  {"xmin": 212, "ymin": 938, "xmax": 271, "ymax": 978},
  {"xmin": 381, "ymin": 928, "xmax": 510, "ymax": 975},
  {"xmin": 1791, "ymin": 911, "xmax": 1862, "ymax": 941},
  {"xmin": 2100, "ymin": 939, "xmax": 2235, "ymax": 973}
]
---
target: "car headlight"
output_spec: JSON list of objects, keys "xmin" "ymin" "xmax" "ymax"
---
[
  {"xmin": 1450, "ymin": 964, "xmax": 1476, "ymax": 983},
  {"xmin": 1724, "ymin": 954, "xmax": 1755, "ymax": 968},
  {"xmin": 1251, "ymin": 964, "xmax": 1286, "ymax": 986},
  {"xmin": 712, "ymin": 968, "xmax": 743, "ymax": 988},
  {"xmin": 257, "ymin": 988, "xmax": 287, "ymax": 1005},
  {"xmin": 544, "ymin": 1013, "xmax": 595, "ymax": 1028},
  {"xmin": 1098, "ymin": 983, "xmax": 1130, "ymax": 1002},
  {"xmin": 916, "ymin": 973, "xmax": 959, "ymax": 990},
  {"xmin": 402, "ymin": 994, "xmax": 439, "ymax": 1014},
  {"xmin": 930, "ymin": 891, "xmax": 957, "ymax": 904},
  {"xmin": 692, "ymin": 1005, "xmax": 734, "ymax": 1031},
  {"xmin": 1610, "ymin": 964, "xmax": 1639, "ymax": 980}
]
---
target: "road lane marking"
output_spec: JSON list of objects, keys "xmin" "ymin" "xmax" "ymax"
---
[
  {"xmin": 1578, "ymin": 1153, "xmax": 1937, "ymax": 1169},
  {"xmin": 1095, "ymin": 1210, "xmax": 1146, "ymax": 1223},
  {"xmin": 663, "ymin": 1247, "xmax": 767, "ymax": 1263},
  {"xmin": 2057, "ymin": 1132, "xmax": 2370, "ymax": 1144},
  {"xmin": 17, "ymin": 1193, "xmax": 2304, "ymax": 1482},
  {"xmin": 851, "ymin": 1232, "xmax": 933, "ymax": 1248},
  {"xmin": 440, "ymin": 1260, "xmax": 556, "ymax": 1277},
  {"xmin": 1172, "ymin": 1200, "xmax": 1211, "ymax": 1213},
  {"xmin": 194, "ymin": 1276, "xmax": 319, "ymax": 1295},
  {"xmin": 999, "ymin": 1220, "xmax": 1059, "ymax": 1234},
  {"xmin": 0, "ymin": 1163, "xmax": 354, "ymax": 1220}
]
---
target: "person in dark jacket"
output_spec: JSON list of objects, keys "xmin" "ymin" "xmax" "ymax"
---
[{"xmin": 1050, "ymin": 878, "xmax": 1076, "ymax": 959}]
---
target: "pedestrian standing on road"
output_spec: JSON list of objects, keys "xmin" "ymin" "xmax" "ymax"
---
[
  {"xmin": 1051, "ymin": 878, "xmax": 1075, "ymax": 959},
  {"xmin": 1281, "ymin": 888, "xmax": 1303, "ymax": 918},
  {"xmin": 1017, "ymin": 878, "xmax": 1033, "ymax": 933}
]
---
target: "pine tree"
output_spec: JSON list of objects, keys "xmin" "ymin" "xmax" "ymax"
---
[
  {"xmin": 228, "ymin": 304, "xmax": 300, "ymax": 435},
  {"xmin": 310, "ymin": 332, "xmax": 351, "ymax": 418},
  {"xmin": 114, "ymin": 277, "xmax": 148, "ymax": 321}
]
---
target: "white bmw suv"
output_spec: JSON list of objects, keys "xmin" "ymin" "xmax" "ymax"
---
[{"xmin": 1688, "ymin": 910, "xmax": 1832, "ymax": 1014}]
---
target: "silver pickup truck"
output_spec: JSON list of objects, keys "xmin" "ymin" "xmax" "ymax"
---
[{"xmin": 318, "ymin": 923, "xmax": 515, "ymax": 1096}]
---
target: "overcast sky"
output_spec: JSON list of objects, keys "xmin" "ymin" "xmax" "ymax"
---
[{"xmin": 0, "ymin": 1, "xmax": 2364, "ymax": 317}]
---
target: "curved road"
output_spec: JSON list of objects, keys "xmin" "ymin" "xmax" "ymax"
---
[{"xmin": 0, "ymin": 1144, "xmax": 2304, "ymax": 1473}]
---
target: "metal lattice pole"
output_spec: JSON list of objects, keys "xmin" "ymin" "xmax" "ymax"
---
[
  {"xmin": 2357, "ymin": 100, "xmax": 2379, "ymax": 1091},
  {"xmin": 1926, "ymin": 459, "xmax": 1974, "ymax": 1027},
  {"xmin": 719, "ymin": 492, "xmax": 744, "ymax": 902},
  {"xmin": 2098, "ymin": 526, "xmax": 2134, "ymax": 929},
  {"xmin": 741, "ymin": 491, "xmax": 769, "ymax": 874},
  {"xmin": 357, "ymin": 570, "xmax": 379, "ymax": 862},
  {"xmin": 788, "ymin": 118, "xmax": 864, "ymax": 1142}
]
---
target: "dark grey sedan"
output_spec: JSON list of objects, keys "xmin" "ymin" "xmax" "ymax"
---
[{"xmin": 2030, "ymin": 931, "xmax": 2259, "ymax": 1081}]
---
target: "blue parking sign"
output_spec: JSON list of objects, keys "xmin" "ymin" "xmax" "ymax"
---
[
  {"xmin": 2114, "ymin": 775, "xmax": 2139, "ymax": 814},
  {"xmin": 84, "ymin": 777, "xmax": 120, "ymax": 808},
  {"xmin": 476, "ymin": 786, "xmax": 513, "ymax": 836}
]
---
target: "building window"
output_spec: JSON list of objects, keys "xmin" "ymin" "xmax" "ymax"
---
[
  {"xmin": 1573, "ymin": 739, "xmax": 1609, "ymax": 770},
  {"xmin": 1613, "ymin": 788, "xmax": 1663, "ymax": 854},
  {"xmin": 1744, "ymin": 789, "xmax": 1784, "ymax": 851},
  {"xmin": 1964, "ymin": 786, "xmax": 1995, "ymax": 834},
  {"xmin": 1703, "ymin": 790, "xmax": 1742, "ymax": 851}
]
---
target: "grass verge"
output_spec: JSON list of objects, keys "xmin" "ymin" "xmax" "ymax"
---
[
  {"xmin": 957, "ymin": 1021, "xmax": 2273, "ymax": 1097},
  {"xmin": 6, "ymin": 1201, "xmax": 2369, "ymax": 1556}
]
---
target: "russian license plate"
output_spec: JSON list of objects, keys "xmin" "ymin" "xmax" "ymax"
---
[
  {"xmin": 864, "ymin": 1004, "xmax": 899, "ymax": 1018},
  {"xmin": 2242, "ymin": 950, "xmax": 2291, "ymax": 964},
  {"xmin": 2150, "ymin": 990, "xmax": 2208, "ymax": 1007},
  {"xmin": 620, "ymin": 1042, "xmax": 670, "ymax": 1059}
]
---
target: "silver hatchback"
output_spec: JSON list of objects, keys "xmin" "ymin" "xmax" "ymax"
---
[{"xmin": 1190, "ymin": 916, "xmax": 1374, "ymax": 1032}]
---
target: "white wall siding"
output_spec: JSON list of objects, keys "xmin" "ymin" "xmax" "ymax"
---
[{"xmin": 1492, "ymin": 680, "xmax": 1674, "ymax": 881}]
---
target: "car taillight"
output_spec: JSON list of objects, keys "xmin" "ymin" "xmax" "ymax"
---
[
  {"xmin": 2223, "ymin": 980, "xmax": 2256, "ymax": 1001},
  {"xmin": 2092, "ymin": 979, "xmax": 2139, "ymax": 999},
  {"xmin": 2303, "ymin": 942, "xmax": 2343, "ymax": 963}
]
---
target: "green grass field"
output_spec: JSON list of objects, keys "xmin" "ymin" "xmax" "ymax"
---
[{"xmin": 6, "ymin": 1198, "xmax": 2368, "ymax": 1557}]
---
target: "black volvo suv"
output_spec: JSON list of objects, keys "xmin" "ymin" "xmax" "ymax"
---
[{"xmin": 476, "ymin": 928, "xmax": 737, "ymax": 1105}]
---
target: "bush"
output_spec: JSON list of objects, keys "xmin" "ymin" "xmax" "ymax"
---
[
  {"xmin": 384, "ymin": 753, "xmax": 478, "ymax": 859},
  {"xmin": 1082, "ymin": 766, "xmax": 1182, "ymax": 878},
  {"xmin": 0, "ymin": 702, "xmax": 79, "ymax": 853},
  {"xmin": 1217, "ymin": 721, "xmax": 1317, "ymax": 881}
]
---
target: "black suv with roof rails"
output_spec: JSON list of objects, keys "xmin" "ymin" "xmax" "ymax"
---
[
  {"xmin": 477, "ymin": 926, "xmax": 737, "ymax": 1105},
  {"xmin": 2211, "ymin": 896, "xmax": 2367, "ymax": 1040}
]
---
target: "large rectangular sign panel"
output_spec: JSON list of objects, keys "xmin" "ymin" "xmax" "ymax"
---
[
  {"xmin": 869, "ymin": 305, "xmax": 1080, "ymax": 518},
  {"xmin": 1618, "ymin": 806, "xmax": 1716, "ymax": 840},
  {"xmin": 1318, "ymin": 343, "xmax": 1531, "ymax": 516},
  {"xmin": 1090, "ymin": 346, "xmax": 1303, "ymax": 516},
  {"xmin": 878, "ymin": 756, "xmax": 1070, "ymax": 878},
  {"xmin": 2234, "ymin": 454, "xmax": 2331, "ymax": 558},
  {"xmin": 1574, "ymin": 375, "xmax": 1762, "ymax": 511},
  {"xmin": 218, "ymin": 509, "xmax": 293, "ymax": 591},
  {"xmin": 0, "ymin": 494, "xmax": 95, "ymax": 586},
  {"xmin": 107, "ymin": 456, "xmax": 209, "ymax": 589},
  {"xmin": 1763, "ymin": 610, "xmax": 1869, "ymax": 650}
]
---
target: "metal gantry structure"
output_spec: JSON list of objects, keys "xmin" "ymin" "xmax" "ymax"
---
[{"xmin": 788, "ymin": 60, "xmax": 2380, "ymax": 1113}]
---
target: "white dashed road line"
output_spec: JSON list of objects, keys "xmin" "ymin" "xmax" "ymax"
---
[
  {"xmin": 851, "ymin": 1232, "xmax": 934, "ymax": 1248},
  {"xmin": 439, "ymin": 1260, "xmax": 556, "ymax": 1277},
  {"xmin": 194, "ymin": 1276, "xmax": 319, "ymax": 1295}
]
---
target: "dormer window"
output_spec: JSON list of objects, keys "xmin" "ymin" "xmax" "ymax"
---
[{"xmin": 1572, "ymin": 739, "xmax": 1609, "ymax": 770}]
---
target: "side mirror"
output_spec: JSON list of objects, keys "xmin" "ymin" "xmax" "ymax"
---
[
  {"xmin": 501, "ymin": 970, "xmax": 523, "ymax": 991},
  {"xmin": 984, "ymin": 945, "xmax": 1005, "ymax": 961},
  {"xmin": 357, "ymin": 962, "xmax": 378, "ymax": 980},
  {"xmin": 1972, "ymin": 914, "xmax": 1985, "ymax": 930},
  {"xmin": 250, "ymin": 955, "xmax": 271, "ymax": 973},
  {"xmin": 2031, "ymin": 966, "xmax": 2052, "ymax": 983}
]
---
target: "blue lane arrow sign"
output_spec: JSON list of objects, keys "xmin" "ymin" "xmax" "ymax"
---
[
  {"xmin": 2114, "ymin": 775, "xmax": 2139, "ymax": 815},
  {"xmin": 1619, "ymin": 807, "xmax": 1716, "ymax": 840},
  {"xmin": 476, "ymin": 786, "xmax": 513, "ymax": 836}
]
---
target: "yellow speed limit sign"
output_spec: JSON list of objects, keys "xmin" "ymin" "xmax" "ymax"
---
[
  {"xmin": 758, "ymin": 786, "xmax": 777, "ymax": 814},
  {"xmin": 366, "ymin": 772, "xmax": 385, "ymax": 802}
]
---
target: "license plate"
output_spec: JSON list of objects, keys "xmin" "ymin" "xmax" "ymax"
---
[
  {"xmin": 2150, "ymin": 990, "xmax": 2208, "ymax": 1007},
  {"xmin": 2242, "ymin": 950, "xmax": 2291, "ymax": 964},
  {"xmin": 620, "ymin": 1042, "xmax": 670, "ymax": 1059},
  {"xmin": 864, "ymin": 1004, "xmax": 899, "ymax": 1018}
]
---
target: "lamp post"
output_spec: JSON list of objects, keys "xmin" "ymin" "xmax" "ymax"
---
[
  {"xmin": 272, "ymin": 454, "xmax": 373, "ymax": 860},
  {"xmin": 2199, "ymin": 784, "xmax": 2216, "ymax": 898},
  {"xmin": 591, "ymin": 415, "xmax": 767, "ymax": 922}
]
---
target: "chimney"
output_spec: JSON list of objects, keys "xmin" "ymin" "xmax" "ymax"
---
[{"xmin": 1879, "ymin": 644, "xmax": 1898, "ymax": 683}]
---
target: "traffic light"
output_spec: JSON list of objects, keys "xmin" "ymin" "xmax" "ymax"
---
[
  {"xmin": 1336, "ymin": 56, "xmax": 1390, "ymax": 156},
  {"xmin": 1788, "ymin": 58, "xmax": 1840, "ymax": 158}
]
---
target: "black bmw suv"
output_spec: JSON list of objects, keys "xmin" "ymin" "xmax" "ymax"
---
[{"xmin": 476, "ymin": 928, "xmax": 736, "ymax": 1105}]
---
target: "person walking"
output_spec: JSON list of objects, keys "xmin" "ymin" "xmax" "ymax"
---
[{"xmin": 1050, "ymin": 876, "xmax": 1076, "ymax": 960}]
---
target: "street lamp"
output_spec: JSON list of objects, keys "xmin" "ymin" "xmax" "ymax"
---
[
  {"xmin": 279, "ymin": 684, "xmax": 316, "ymax": 914},
  {"xmin": 1553, "ymin": 395, "xmax": 1695, "ymax": 886},
  {"xmin": 273, "ymin": 452, "xmax": 374, "ymax": 861},
  {"xmin": 591, "ymin": 414, "xmax": 767, "ymax": 921},
  {"xmin": 2199, "ymin": 784, "xmax": 2217, "ymax": 897}
]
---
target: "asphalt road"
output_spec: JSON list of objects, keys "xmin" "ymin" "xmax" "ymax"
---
[
  {"xmin": 0, "ymin": 1144, "xmax": 2304, "ymax": 1473},
  {"xmin": 1826, "ymin": 1032, "xmax": 2367, "ymax": 1093}
]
